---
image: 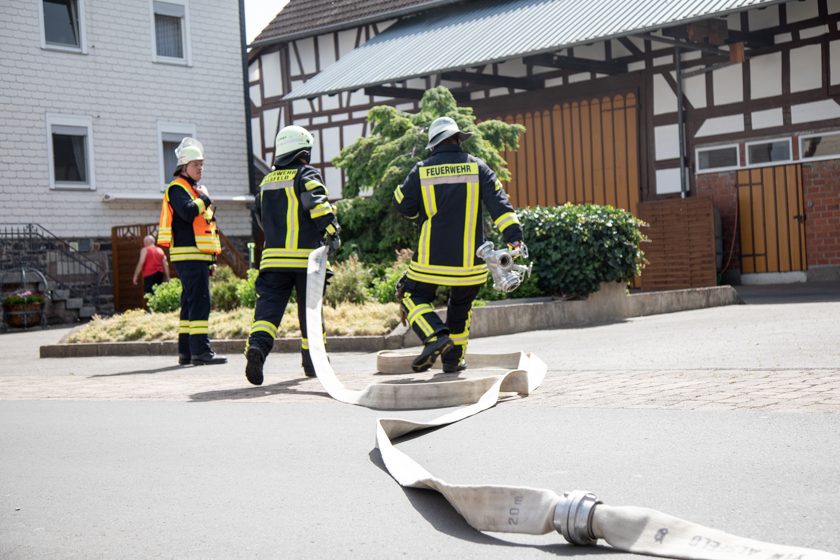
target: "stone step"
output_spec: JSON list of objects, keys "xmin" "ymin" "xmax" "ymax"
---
[
  {"xmin": 65, "ymin": 297, "xmax": 83, "ymax": 310},
  {"xmin": 79, "ymin": 305, "xmax": 97, "ymax": 319},
  {"xmin": 51, "ymin": 288, "xmax": 71, "ymax": 301}
]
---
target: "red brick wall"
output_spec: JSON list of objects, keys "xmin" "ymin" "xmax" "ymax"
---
[
  {"xmin": 695, "ymin": 172, "xmax": 739, "ymax": 274},
  {"xmin": 801, "ymin": 161, "xmax": 840, "ymax": 267}
]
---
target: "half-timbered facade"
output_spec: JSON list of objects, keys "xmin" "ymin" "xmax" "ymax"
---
[{"xmin": 249, "ymin": 0, "xmax": 840, "ymax": 284}]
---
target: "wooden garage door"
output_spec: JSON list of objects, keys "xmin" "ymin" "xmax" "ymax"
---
[
  {"xmin": 736, "ymin": 165, "xmax": 807, "ymax": 274},
  {"xmin": 497, "ymin": 92, "xmax": 640, "ymax": 215}
]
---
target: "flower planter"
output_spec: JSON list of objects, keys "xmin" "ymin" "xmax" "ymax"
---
[{"xmin": 3, "ymin": 303, "xmax": 43, "ymax": 329}]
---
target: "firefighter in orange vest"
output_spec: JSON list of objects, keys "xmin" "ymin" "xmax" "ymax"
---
[
  {"xmin": 394, "ymin": 117, "xmax": 525, "ymax": 373},
  {"xmin": 157, "ymin": 137, "xmax": 227, "ymax": 366},
  {"xmin": 244, "ymin": 125, "xmax": 340, "ymax": 386}
]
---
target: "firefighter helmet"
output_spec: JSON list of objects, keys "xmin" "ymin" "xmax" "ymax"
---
[
  {"xmin": 274, "ymin": 125, "xmax": 314, "ymax": 166},
  {"xmin": 175, "ymin": 137, "xmax": 204, "ymax": 166},
  {"xmin": 426, "ymin": 116, "xmax": 473, "ymax": 150}
]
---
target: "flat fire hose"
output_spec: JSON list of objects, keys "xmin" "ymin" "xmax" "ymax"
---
[{"xmin": 304, "ymin": 247, "xmax": 838, "ymax": 560}]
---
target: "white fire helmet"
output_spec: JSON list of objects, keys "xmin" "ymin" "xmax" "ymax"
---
[
  {"xmin": 426, "ymin": 116, "xmax": 473, "ymax": 150},
  {"xmin": 274, "ymin": 125, "xmax": 314, "ymax": 166},
  {"xmin": 175, "ymin": 137, "xmax": 204, "ymax": 166}
]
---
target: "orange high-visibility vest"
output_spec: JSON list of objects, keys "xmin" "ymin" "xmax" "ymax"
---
[{"xmin": 157, "ymin": 177, "xmax": 221, "ymax": 257}]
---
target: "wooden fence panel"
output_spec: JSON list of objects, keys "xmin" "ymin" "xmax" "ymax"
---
[{"xmin": 637, "ymin": 197, "xmax": 717, "ymax": 291}]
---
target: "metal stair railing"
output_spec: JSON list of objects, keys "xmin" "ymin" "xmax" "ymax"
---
[{"xmin": 0, "ymin": 223, "xmax": 108, "ymax": 312}]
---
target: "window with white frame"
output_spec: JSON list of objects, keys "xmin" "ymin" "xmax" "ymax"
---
[
  {"xmin": 746, "ymin": 138, "xmax": 792, "ymax": 166},
  {"xmin": 40, "ymin": 0, "xmax": 86, "ymax": 52},
  {"xmin": 157, "ymin": 123, "xmax": 196, "ymax": 187},
  {"xmin": 153, "ymin": 0, "xmax": 190, "ymax": 64},
  {"xmin": 800, "ymin": 132, "xmax": 840, "ymax": 161},
  {"xmin": 46, "ymin": 114, "xmax": 94, "ymax": 190},
  {"xmin": 696, "ymin": 144, "xmax": 740, "ymax": 173}
]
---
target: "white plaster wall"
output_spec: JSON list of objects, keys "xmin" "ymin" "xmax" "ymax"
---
[
  {"xmin": 249, "ymin": 85, "xmax": 261, "ymax": 108},
  {"xmin": 683, "ymin": 73, "xmax": 707, "ymax": 109},
  {"xmin": 786, "ymin": 0, "xmax": 818, "ymax": 23},
  {"xmin": 317, "ymin": 34, "xmax": 336, "ymax": 67},
  {"xmin": 262, "ymin": 108, "xmax": 279, "ymax": 151},
  {"xmin": 655, "ymin": 168, "xmax": 684, "ymax": 195},
  {"xmin": 653, "ymin": 73, "xmax": 677, "ymax": 115},
  {"xmin": 748, "ymin": 5, "xmax": 780, "ymax": 30},
  {"xmin": 292, "ymin": 36, "xmax": 316, "ymax": 75},
  {"xmin": 751, "ymin": 108, "xmax": 783, "ymax": 129},
  {"xmin": 320, "ymin": 127, "xmax": 342, "ymax": 164},
  {"xmin": 0, "ymin": 0, "xmax": 250, "ymax": 238},
  {"xmin": 790, "ymin": 44, "xmax": 822, "ymax": 92},
  {"xmin": 496, "ymin": 59, "xmax": 528, "ymax": 77},
  {"xmin": 654, "ymin": 124, "xmax": 680, "ymax": 161},
  {"xmin": 713, "ymin": 64, "xmax": 743, "ymax": 105},
  {"xmin": 261, "ymin": 50, "xmax": 283, "ymax": 98},
  {"xmin": 750, "ymin": 52, "xmax": 782, "ymax": 99},
  {"xmin": 573, "ymin": 43, "xmax": 604, "ymax": 60},
  {"xmin": 337, "ymin": 28, "xmax": 357, "ymax": 57},
  {"xmin": 791, "ymin": 100, "xmax": 840, "ymax": 124},
  {"xmin": 696, "ymin": 115, "xmax": 745, "ymax": 137}
]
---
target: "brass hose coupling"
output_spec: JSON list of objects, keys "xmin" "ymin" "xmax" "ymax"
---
[{"xmin": 553, "ymin": 490, "xmax": 602, "ymax": 545}]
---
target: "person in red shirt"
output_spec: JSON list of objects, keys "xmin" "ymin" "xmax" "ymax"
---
[{"xmin": 133, "ymin": 235, "xmax": 170, "ymax": 295}]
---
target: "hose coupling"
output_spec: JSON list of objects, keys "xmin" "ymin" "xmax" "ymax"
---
[{"xmin": 553, "ymin": 490, "xmax": 601, "ymax": 545}]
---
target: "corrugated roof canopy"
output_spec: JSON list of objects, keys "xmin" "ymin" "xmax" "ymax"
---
[{"xmin": 284, "ymin": 0, "xmax": 780, "ymax": 101}]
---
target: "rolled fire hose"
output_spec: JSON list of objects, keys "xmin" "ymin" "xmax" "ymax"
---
[{"xmin": 304, "ymin": 246, "xmax": 837, "ymax": 560}]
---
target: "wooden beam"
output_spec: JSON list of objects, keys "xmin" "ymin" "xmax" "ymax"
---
[
  {"xmin": 637, "ymin": 33, "xmax": 728, "ymax": 56},
  {"xmin": 363, "ymin": 85, "xmax": 469, "ymax": 103},
  {"xmin": 727, "ymin": 29, "xmax": 773, "ymax": 49},
  {"xmin": 525, "ymin": 53, "xmax": 626, "ymax": 74},
  {"xmin": 440, "ymin": 70, "xmax": 543, "ymax": 90}
]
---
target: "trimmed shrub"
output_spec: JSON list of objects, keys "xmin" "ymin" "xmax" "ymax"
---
[
  {"xmin": 145, "ymin": 278, "xmax": 182, "ymax": 313},
  {"xmin": 210, "ymin": 266, "xmax": 241, "ymax": 311},
  {"xmin": 518, "ymin": 204, "xmax": 646, "ymax": 298}
]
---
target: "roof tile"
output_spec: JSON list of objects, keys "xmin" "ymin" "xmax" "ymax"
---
[{"xmin": 253, "ymin": 0, "xmax": 460, "ymax": 45}]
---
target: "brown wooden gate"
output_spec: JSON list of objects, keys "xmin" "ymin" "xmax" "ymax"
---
[
  {"xmin": 497, "ymin": 92, "xmax": 640, "ymax": 215},
  {"xmin": 111, "ymin": 223, "xmax": 158, "ymax": 312},
  {"xmin": 111, "ymin": 224, "xmax": 249, "ymax": 313},
  {"xmin": 736, "ymin": 165, "xmax": 807, "ymax": 274}
]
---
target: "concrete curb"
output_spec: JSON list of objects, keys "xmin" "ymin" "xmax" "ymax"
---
[{"xmin": 39, "ymin": 285, "xmax": 741, "ymax": 358}]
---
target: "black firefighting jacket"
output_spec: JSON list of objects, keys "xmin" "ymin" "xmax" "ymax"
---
[
  {"xmin": 394, "ymin": 144, "xmax": 523, "ymax": 286},
  {"xmin": 255, "ymin": 163, "xmax": 338, "ymax": 270}
]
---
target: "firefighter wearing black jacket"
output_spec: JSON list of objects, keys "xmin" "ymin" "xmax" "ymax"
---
[
  {"xmin": 157, "ymin": 137, "xmax": 227, "ymax": 366},
  {"xmin": 394, "ymin": 117, "xmax": 524, "ymax": 373},
  {"xmin": 244, "ymin": 125, "xmax": 340, "ymax": 386}
]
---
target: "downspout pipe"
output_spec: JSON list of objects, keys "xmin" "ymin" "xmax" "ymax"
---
[
  {"xmin": 238, "ymin": 0, "xmax": 258, "ymax": 241},
  {"xmin": 675, "ymin": 46, "xmax": 687, "ymax": 198}
]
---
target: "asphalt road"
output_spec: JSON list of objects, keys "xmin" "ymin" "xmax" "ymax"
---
[{"xmin": 1, "ymin": 284, "xmax": 839, "ymax": 559}]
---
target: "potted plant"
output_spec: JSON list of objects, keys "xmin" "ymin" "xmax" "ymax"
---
[{"xmin": 2, "ymin": 289, "xmax": 45, "ymax": 328}]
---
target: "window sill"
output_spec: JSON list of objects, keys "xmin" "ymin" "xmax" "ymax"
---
[
  {"xmin": 42, "ymin": 44, "xmax": 86, "ymax": 54},
  {"xmin": 102, "ymin": 192, "xmax": 254, "ymax": 203},
  {"xmin": 51, "ymin": 183, "xmax": 95, "ymax": 191},
  {"xmin": 153, "ymin": 56, "xmax": 191, "ymax": 67}
]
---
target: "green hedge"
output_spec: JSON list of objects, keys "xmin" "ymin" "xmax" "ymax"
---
[{"xmin": 518, "ymin": 204, "xmax": 647, "ymax": 298}]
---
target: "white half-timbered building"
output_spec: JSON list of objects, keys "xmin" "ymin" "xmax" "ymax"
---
[{"xmin": 249, "ymin": 0, "xmax": 840, "ymax": 285}]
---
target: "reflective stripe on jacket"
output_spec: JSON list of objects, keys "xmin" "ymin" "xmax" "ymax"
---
[
  {"xmin": 256, "ymin": 164, "xmax": 337, "ymax": 270},
  {"xmin": 393, "ymin": 144, "xmax": 523, "ymax": 287},
  {"xmin": 157, "ymin": 177, "xmax": 221, "ymax": 262}
]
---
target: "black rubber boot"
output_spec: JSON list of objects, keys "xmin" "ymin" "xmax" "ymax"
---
[
  {"xmin": 412, "ymin": 336, "xmax": 454, "ymax": 373},
  {"xmin": 245, "ymin": 347, "xmax": 265, "ymax": 386}
]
